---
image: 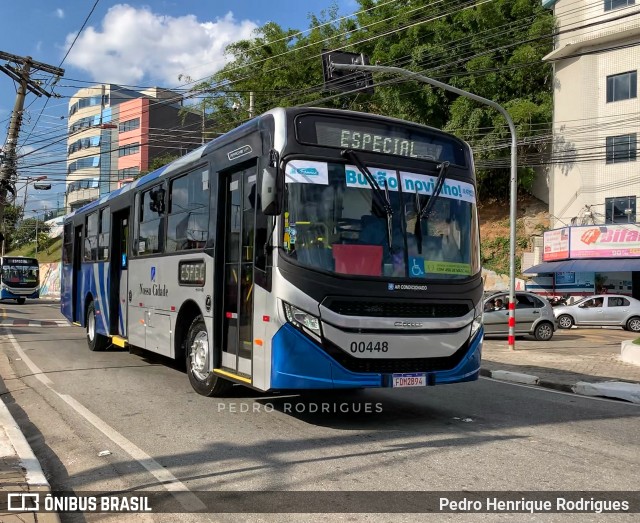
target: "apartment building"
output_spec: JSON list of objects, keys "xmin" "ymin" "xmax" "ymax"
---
[
  {"xmin": 66, "ymin": 85, "xmax": 201, "ymax": 211},
  {"xmin": 524, "ymin": 1, "xmax": 640, "ymax": 298}
]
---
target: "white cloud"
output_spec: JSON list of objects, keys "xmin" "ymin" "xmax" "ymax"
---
[
  {"xmin": 63, "ymin": 4, "xmax": 258, "ymax": 86},
  {"xmin": 55, "ymin": 8, "xmax": 65, "ymax": 19}
]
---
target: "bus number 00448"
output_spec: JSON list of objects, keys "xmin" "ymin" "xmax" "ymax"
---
[{"xmin": 349, "ymin": 341, "xmax": 389, "ymax": 353}]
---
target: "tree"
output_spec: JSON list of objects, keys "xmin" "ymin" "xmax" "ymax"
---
[
  {"xmin": 199, "ymin": 0, "xmax": 554, "ymax": 199},
  {"xmin": 13, "ymin": 218, "xmax": 50, "ymax": 248},
  {"xmin": 1, "ymin": 204, "xmax": 23, "ymax": 251}
]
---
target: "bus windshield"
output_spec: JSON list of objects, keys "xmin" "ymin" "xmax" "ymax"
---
[
  {"xmin": 282, "ymin": 160, "xmax": 480, "ymax": 280},
  {"xmin": 1, "ymin": 263, "xmax": 39, "ymax": 286}
]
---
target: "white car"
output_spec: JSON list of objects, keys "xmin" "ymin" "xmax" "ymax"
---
[{"xmin": 553, "ymin": 295, "xmax": 640, "ymax": 332}]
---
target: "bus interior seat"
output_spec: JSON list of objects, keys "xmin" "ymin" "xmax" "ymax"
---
[
  {"xmin": 295, "ymin": 246, "xmax": 334, "ymax": 271},
  {"xmin": 359, "ymin": 215, "xmax": 386, "ymax": 246}
]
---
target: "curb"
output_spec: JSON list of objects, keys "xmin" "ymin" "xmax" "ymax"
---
[
  {"xmin": 0, "ymin": 400, "xmax": 49, "ymax": 487},
  {"xmin": 480, "ymin": 367, "xmax": 640, "ymax": 403}
]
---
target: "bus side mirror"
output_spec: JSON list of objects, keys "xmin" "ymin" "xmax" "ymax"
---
[{"xmin": 261, "ymin": 150, "xmax": 283, "ymax": 216}]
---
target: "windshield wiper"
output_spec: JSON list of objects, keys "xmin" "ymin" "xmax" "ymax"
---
[
  {"xmin": 417, "ymin": 161, "xmax": 450, "ymax": 220},
  {"xmin": 414, "ymin": 161, "xmax": 450, "ymax": 255},
  {"xmin": 341, "ymin": 149, "xmax": 394, "ymax": 251}
]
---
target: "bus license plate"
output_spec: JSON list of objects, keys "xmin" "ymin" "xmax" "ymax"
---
[{"xmin": 392, "ymin": 373, "xmax": 426, "ymax": 388}]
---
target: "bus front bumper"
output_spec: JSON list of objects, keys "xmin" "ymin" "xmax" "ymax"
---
[
  {"xmin": 270, "ymin": 323, "xmax": 482, "ymax": 390},
  {"xmin": 0, "ymin": 288, "xmax": 40, "ymax": 300}
]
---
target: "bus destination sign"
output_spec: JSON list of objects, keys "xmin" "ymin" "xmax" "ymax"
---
[
  {"xmin": 296, "ymin": 115, "xmax": 466, "ymax": 165},
  {"xmin": 4, "ymin": 258, "xmax": 37, "ymax": 265}
]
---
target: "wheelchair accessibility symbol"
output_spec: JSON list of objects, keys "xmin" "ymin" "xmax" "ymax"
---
[{"xmin": 410, "ymin": 257, "xmax": 425, "ymax": 277}]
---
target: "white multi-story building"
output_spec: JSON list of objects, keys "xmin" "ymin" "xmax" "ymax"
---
[
  {"xmin": 524, "ymin": 1, "xmax": 640, "ymax": 297},
  {"xmin": 543, "ymin": 0, "xmax": 640, "ymax": 227}
]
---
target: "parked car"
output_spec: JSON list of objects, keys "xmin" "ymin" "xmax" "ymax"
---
[
  {"xmin": 482, "ymin": 291, "xmax": 557, "ymax": 341},
  {"xmin": 553, "ymin": 294, "xmax": 640, "ymax": 332}
]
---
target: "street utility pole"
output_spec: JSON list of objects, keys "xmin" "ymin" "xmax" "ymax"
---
[
  {"xmin": 0, "ymin": 51, "xmax": 64, "ymax": 235},
  {"xmin": 329, "ymin": 61, "xmax": 519, "ymax": 350}
]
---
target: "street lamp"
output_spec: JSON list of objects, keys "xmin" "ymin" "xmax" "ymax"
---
[{"xmin": 20, "ymin": 175, "xmax": 50, "ymax": 221}]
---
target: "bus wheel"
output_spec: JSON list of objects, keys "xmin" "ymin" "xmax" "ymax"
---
[
  {"xmin": 16, "ymin": 298, "xmax": 26, "ymax": 305},
  {"xmin": 186, "ymin": 315, "xmax": 232, "ymax": 397},
  {"xmin": 86, "ymin": 302, "xmax": 108, "ymax": 351}
]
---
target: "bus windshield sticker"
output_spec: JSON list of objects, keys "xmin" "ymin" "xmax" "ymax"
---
[
  {"xmin": 345, "ymin": 166, "xmax": 399, "ymax": 191},
  {"xmin": 285, "ymin": 160, "xmax": 329, "ymax": 185},
  {"xmin": 248, "ymin": 174, "xmax": 256, "ymax": 183},
  {"xmin": 425, "ymin": 260, "xmax": 472, "ymax": 275},
  {"xmin": 227, "ymin": 145, "xmax": 252, "ymax": 161},
  {"xmin": 202, "ymin": 170, "xmax": 209, "ymax": 190},
  {"xmin": 400, "ymin": 171, "xmax": 476, "ymax": 204}
]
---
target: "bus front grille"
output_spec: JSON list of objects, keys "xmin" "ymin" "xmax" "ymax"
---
[{"xmin": 323, "ymin": 298, "xmax": 469, "ymax": 318}]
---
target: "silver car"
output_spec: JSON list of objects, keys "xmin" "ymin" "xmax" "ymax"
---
[
  {"xmin": 554, "ymin": 294, "xmax": 640, "ymax": 332},
  {"xmin": 483, "ymin": 291, "xmax": 557, "ymax": 341}
]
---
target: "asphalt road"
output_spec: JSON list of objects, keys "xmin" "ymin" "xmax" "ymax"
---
[{"xmin": 1, "ymin": 300, "xmax": 639, "ymax": 523}]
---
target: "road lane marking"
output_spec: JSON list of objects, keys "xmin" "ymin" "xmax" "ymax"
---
[
  {"xmin": 5, "ymin": 331, "xmax": 206, "ymax": 511},
  {"xmin": 0, "ymin": 319, "xmax": 70, "ymax": 327}
]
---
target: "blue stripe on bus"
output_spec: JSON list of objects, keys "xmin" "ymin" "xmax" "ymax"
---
[
  {"xmin": 271, "ymin": 323, "xmax": 382, "ymax": 389},
  {"xmin": 270, "ymin": 323, "xmax": 483, "ymax": 390}
]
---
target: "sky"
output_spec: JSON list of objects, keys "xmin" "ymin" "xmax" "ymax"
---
[{"xmin": 0, "ymin": 0, "xmax": 359, "ymax": 215}]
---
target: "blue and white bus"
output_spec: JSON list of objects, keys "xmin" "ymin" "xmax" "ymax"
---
[
  {"xmin": 61, "ymin": 107, "xmax": 483, "ymax": 396},
  {"xmin": 0, "ymin": 256, "xmax": 40, "ymax": 304}
]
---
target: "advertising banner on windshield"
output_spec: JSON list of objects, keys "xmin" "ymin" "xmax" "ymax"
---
[
  {"xmin": 344, "ymin": 165, "xmax": 476, "ymax": 204},
  {"xmin": 570, "ymin": 224, "xmax": 640, "ymax": 258},
  {"xmin": 543, "ymin": 228, "xmax": 569, "ymax": 261}
]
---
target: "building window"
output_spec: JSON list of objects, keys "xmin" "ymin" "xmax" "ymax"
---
[
  {"xmin": 605, "ymin": 196, "xmax": 636, "ymax": 223},
  {"xmin": 605, "ymin": 0, "xmax": 635, "ymax": 11},
  {"xmin": 68, "ymin": 157, "xmax": 100, "ymax": 174},
  {"xmin": 119, "ymin": 118, "xmax": 140, "ymax": 133},
  {"xmin": 606, "ymin": 71, "xmax": 637, "ymax": 102},
  {"xmin": 166, "ymin": 169, "xmax": 210, "ymax": 252},
  {"xmin": 118, "ymin": 143, "xmax": 140, "ymax": 157},
  {"xmin": 606, "ymin": 133, "xmax": 636, "ymax": 163}
]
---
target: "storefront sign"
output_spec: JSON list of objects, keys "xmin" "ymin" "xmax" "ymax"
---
[
  {"xmin": 570, "ymin": 224, "xmax": 640, "ymax": 258},
  {"xmin": 543, "ymin": 228, "xmax": 570, "ymax": 261}
]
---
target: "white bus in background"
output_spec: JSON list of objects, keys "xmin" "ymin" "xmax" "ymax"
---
[{"xmin": 0, "ymin": 256, "xmax": 40, "ymax": 304}]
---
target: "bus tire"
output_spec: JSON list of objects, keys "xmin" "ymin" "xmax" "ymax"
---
[
  {"xmin": 16, "ymin": 297, "xmax": 26, "ymax": 305},
  {"xmin": 186, "ymin": 315, "xmax": 232, "ymax": 397},
  {"xmin": 86, "ymin": 302, "xmax": 108, "ymax": 351}
]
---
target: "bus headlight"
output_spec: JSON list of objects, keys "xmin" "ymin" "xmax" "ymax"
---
[
  {"xmin": 470, "ymin": 312, "xmax": 483, "ymax": 341},
  {"xmin": 283, "ymin": 302, "xmax": 322, "ymax": 337}
]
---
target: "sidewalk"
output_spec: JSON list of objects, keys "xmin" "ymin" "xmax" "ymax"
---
[
  {"xmin": 481, "ymin": 327, "xmax": 640, "ymax": 402},
  {"xmin": 0, "ymin": 390, "xmax": 59, "ymax": 522}
]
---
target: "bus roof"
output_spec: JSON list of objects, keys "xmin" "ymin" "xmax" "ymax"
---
[{"xmin": 65, "ymin": 106, "xmax": 467, "ymax": 219}]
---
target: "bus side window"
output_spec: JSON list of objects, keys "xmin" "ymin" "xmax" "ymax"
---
[{"xmin": 138, "ymin": 184, "xmax": 165, "ymax": 255}]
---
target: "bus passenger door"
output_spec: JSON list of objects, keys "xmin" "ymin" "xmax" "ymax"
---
[
  {"xmin": 72, "ymin": 225, "xmax": 83, "ymax": 323},
  {"xmin": 221, "ymin": 165, "xmax": 257, "ymax": 377},
  {"xmin": 110, "ymin": 210, "xmax": 129, "ymax": 337}
]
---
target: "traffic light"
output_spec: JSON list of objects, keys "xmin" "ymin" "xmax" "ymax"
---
[{"xmin": 322, "ymin": 50, "xmax": 374, "ymax": 94}]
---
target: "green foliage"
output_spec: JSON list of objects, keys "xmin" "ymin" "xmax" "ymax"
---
[
  {"xmin": 198, "ymin": 0, "xmax": 554, "ymax": 199},
  {"xmin": 1, "ymin": 204, "xmax": 22, "ymax": 251},
  {"xmin": 12, "ymin": 218, "xmax": 51, "ymax": 249}
]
